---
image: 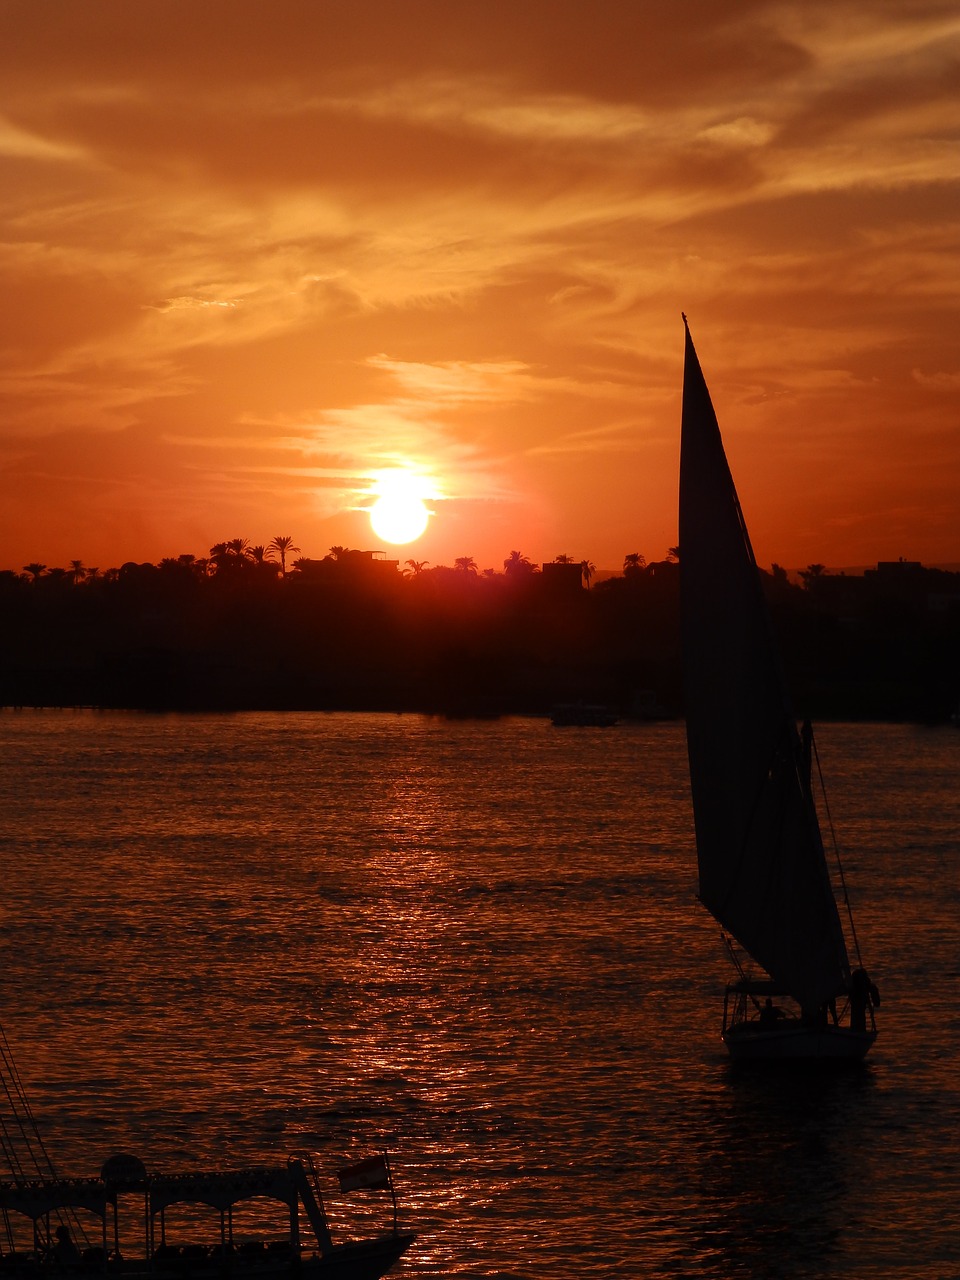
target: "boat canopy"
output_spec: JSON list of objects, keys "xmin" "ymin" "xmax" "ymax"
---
[
  {"xmin": 0, "ymin": 1167, "xmax": 303, "ymax": 1222},
  {"xmin": 679, "ymin": 321, "xmax": 850, "ymax": 1013},
  {"xmin": 147, "ymin": 1167, "xmax": 301, "ymax": 1215},
  {"xmin": 0, "ymin": 1177, "xmax": 112, "ymax": 1221}
]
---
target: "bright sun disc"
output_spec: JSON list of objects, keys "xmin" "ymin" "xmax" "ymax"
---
[{"xmin": 368, "ymin": 473, "xmax": 431, "ymax": 544}]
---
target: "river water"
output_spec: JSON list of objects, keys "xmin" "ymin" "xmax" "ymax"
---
[{"xmin": 0, "ymin": 711, "xmax": 958, "ymax": 1279}]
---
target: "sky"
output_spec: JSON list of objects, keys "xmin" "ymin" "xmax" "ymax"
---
[{"xmin": 1, "ymin": 0, "xmax": 958, "ymax": 574}]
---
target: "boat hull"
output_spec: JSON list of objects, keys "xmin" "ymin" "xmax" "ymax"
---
[
  {"xmin": 308, "ymin": 1234, "xmax": 417, "ymax": 1280},
  {"xmin": 550, "ymin": 702, "xmax": 618, "ymax": 726},
  {"xmin": 723, "ymin": 1021, "xmax": 876, "ymax": 1063},
  {"xmin": 0, "ymin": 1236, "xmax": 417, "ymax": 1280}
]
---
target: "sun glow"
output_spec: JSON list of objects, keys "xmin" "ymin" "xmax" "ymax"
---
[{"xmin": 368, "ymin": 470, "xmax": 432, "ymax": 544}]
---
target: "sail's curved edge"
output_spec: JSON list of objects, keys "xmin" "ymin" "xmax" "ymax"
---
[{"xmin": 679, "ymin": 321, "xmax": 849, "ymax": 1012}]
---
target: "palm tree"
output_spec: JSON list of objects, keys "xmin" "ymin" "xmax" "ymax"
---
[
  {"xmin": 68, "ymin": 560, "xmax": 86, "ymax": 584},
  {"xmin": 623, "ymin": 552, "xmax": 646, "ymax": 577},
  {"xmin": 503, "ymin": 549, "xmax": 533, "ymax": 576},
  {"xmin": 667, "ymin": 545, "xmax": 680, "ymax": 562},
  {"xmin": 555, "ymin": 553, "xmax": 573, "ymax": 564},
  {"xmin": 799, "ymin": 563, "xmax": 826, "ymax": 590},
  {"xmin": 249, "ymin": 545, "xmax": 268, "ymax": 565},
  {"xmin": 454, "ymin": 556, "xmax": 478, "ymax": 575},
  {"xmin": 23, "ymin": 563, "xmax": 46, "ymax": 581},
  {"xmin": 328, "ymin": 545, "xmax": 348, "ymax": 561},
  {"xmin": 227, "ymin": 537, "xmax": 251, "ymax": 562},
  {"xmin": 580, "ymin": 559, "xmax": 596, "ymax": 589},
  {"xmin": 405, "ymin": 559, "xmax": 429, "ymax": 576},
  {"xmin": 267, "ymin": 535, "xmax": 299, "ymax": 577},
  {"xmin": 209, "ymin": 542, "xmax": 230, "ymax": 574}
]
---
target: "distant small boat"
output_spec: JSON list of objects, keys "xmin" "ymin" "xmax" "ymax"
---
[
  {"xmin": 550, "ymin": 702, "xmax": 618, "ymax": 727},
  {"xmin": 679, "ymin": 317, "xmax": 880, "ymax": 1062}
]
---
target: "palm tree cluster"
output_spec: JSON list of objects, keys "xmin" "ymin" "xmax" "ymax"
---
[
  {"xmin": 2, "ymin": 541, "xmax": 957, "ymax": 720},
  {"xmin": 12, "ymin": 539, "xmax": 632, "ymax": 591},
  {"xmin": 14, "ymin": 536, "xmax": 304, "ymax": 585},
  {"xmin": 0, "ymin": 539, "xmax": 688, "ymax": 716}
]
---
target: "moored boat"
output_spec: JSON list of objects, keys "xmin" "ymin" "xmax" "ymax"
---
[
  {"xmin": 0, "ymin": 1153, "xmax": 414, "ymax": 1280},
  {"xmin": 678, "ymin": 316, "xmax": 880, "ymax": 1062},
  {"xmin": 550, "ymin": 702, "xmax": 618, "ymax": 727}
]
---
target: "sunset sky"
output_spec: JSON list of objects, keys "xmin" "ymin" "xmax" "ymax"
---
[{"xmin": 1, "ymin": 1, "xmax": 958, "ymax": 574}]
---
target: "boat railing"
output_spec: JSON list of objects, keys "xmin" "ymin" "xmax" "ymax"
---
[{"xmin": 722, "ymin": 979, "xmax": 873, "ymax": 1038}]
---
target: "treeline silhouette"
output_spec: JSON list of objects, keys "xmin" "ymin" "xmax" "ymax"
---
[{"xmin": 2, "ymin": 543, "xmax": 958, "ymax": 720}]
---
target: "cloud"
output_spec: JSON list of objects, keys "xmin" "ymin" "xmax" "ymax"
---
[
  {"xmin": 912, "ymin": 368, "xmax": 960, "ymax": 390},
  {"xmin": 0, "ymin": 115, "xmax": 87, "ymax": 162},
  {"xmin": 0, "ymin": 1, "xmax": 958, "ymax": 568},
  {"xmin": 366, "ymin": 356, "xmax": 535, "ymax": 404}
]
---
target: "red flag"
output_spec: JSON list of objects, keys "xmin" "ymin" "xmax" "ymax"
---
[{"xmin": 337, "ymin": 1154, "xmax": 390, "ymax": 1192}]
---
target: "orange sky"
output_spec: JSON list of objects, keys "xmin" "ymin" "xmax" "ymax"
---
[{"xmin": 1, "ymin": 1, "xmax": 958, "ymax": 574}]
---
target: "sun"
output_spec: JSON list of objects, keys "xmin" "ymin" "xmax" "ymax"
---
[{"xmin": 368, "ymin": 471, "xmax": 431, "ymax": 545}]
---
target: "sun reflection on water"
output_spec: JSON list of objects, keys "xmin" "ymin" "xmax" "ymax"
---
[{"xmin": 0, "ymin": 713, "xmax": 957, "ymax": 1277}]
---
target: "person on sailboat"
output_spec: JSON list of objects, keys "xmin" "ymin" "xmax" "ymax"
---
[
  {"xmin": 53, "ymin": 1225, "xmax": 81, "ymax": 1269},
  {"xmin": 849, "ymin": 968, "xmax": 881, "ymax": 1033},
  {"xmin": 759, "ymin": 998, "xmax": 784, "ymax": 1028}
]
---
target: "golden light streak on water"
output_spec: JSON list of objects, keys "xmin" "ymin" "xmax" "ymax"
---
[{"xmin": 0, "ymin": 712, "xmax": 958, "ymax": 1277}]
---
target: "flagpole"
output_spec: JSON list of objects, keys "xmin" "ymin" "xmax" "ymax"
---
[{"xmin": 384, "ymin": 1150, "xmax": 398, "ymax": 1235}]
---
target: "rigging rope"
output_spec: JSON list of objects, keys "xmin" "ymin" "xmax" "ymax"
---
[
  {"xmin": 0, "ymin": 1024, "xmax": 58, "ymax": 1182},
  {"xmin": 0, "ymin": 1022, "xmax": 91, "ymax": 1253},
  {"xmin": 810, "ymin": 729, "xmax": 865, "ymax": 970}
]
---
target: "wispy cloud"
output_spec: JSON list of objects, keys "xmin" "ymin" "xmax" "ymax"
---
[
  {"xmin": 0, "ymin": 115, "xmax": 88, "ymax": 162},
  {"xmin": 0, "ymin": 0, "xmax": 958, "ymax": 567},
  {"xmin": 912, "ymin": 368, "xmax": 960, "ymax": 390}
]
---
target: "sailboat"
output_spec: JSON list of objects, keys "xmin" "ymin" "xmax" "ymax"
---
[{"xmin": 679, "ymin": 316, "xmax": 880, "ymax": 1062}]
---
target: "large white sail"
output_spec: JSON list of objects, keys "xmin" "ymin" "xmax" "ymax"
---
[{"xmin": 679, "ymin": 320, "xmax": 850, "ymax": 1014}]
